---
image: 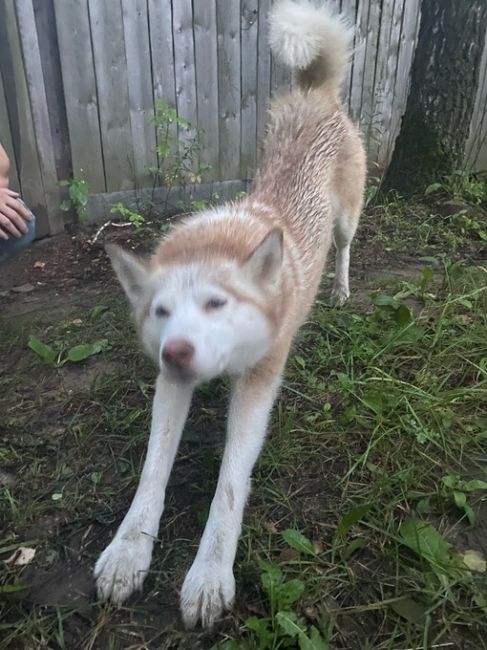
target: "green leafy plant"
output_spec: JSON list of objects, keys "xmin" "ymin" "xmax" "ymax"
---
[
  {"xmin": 332, "ymin": 503, "xmax": 371, "ymax": 560},
  {"xmin": 235, "ymin": 530, "xmax": 328, "ymax": 650},
  {"xmin": 463, "ymin": 213, "xmax": 487, "ymax": 241},
  {"xmin": 149, "ymin": 99, "xmax": 210, "ymax": 212},
  {"xmin": 281, "ymin": 528, "xmax": 316, "ymax": 556},
  {"xmin": 175, "ymin": 197, "xmax": 209, "ymax": 212},
  {"xmin": 439, "ymin": 474, "xmax": 487, "ymax": 525},
  {"xmin": 244, "ymin": 562, "xmax": 328, "ymax": 650},
  {"xmin": 59, "ymin": 178, "xmax": 89, "ymax": 221},
  {"xmin": 110, "ymin": 202, "xmax": 145, "ymax": 230},
  {"xmin": 424, "ymin": 170, "xmax": 487, "ymax": 205},
  {"xmin": 28, "ymin": 335, "xmax": 109, "ymax": 368}
]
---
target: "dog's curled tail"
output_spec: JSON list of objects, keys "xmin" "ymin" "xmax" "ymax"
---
[{"xmin": 268, "ymin": 0, "xmax": 353, "ymax": 99}]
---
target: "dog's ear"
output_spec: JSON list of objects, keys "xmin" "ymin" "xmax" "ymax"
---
[
  {"xmin": 243, "ymin": 228, "xmax": 283, "ymax": 286},
  {"xmin": 105, "ymin": 244, "xmax": 149, "ymax": 307}
]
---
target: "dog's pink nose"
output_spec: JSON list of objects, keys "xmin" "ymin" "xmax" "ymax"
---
[{"xmin": 162, "ymin": 338, "xmax": 195, "ymax": 370}]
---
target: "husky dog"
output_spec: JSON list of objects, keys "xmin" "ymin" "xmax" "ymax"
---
[{"xmin": 94, "ymin": 0, "xmax": 366, "ymax": 630}]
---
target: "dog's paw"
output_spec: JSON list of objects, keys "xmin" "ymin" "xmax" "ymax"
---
[
  {"xmin": 94, "ymin": 536, "xmax": 153, "ymax": 605},
  {"xmin": 330, "ymin": 283, "xmax": 349, "ymax": 307},
  {"xmin": 180, "ymin": 561, "xmax": 235, "ymax": 630}
]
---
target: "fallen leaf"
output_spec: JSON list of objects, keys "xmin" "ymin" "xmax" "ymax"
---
[
  {"xmin": 313, "ymin": 540, "xmax": 323, "ymax": 554},
  {"xmin": 277, "ymin": 547, "xmax": 299, "ymax": 563},
  {"xmin": 5, "ymin": 546, "xmax": 36, "ymax": 566},
  {"xmin": 303, "ymin": 606, "xmax": 317, "ymax": 620},
  {"xmin": 462, "ymin": 549, "xmax": 486, "ymax": 573},
  {"xmin": 33, "ymin": 261, "xmax": 45, "ymax": 269},
  {"xmin": 263, "ymin": 521, "xmax": 278, "ymax": 534},
  {"xmin": 390, "ymin": 597, "xmax": 427, "ymax": 623}
]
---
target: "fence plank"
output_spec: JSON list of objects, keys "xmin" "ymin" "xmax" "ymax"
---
[
  {"xmin": 217, "ymin": 0, "xmax": 241, "ymax": 180},
  {"xmin": 172, "ymin": 0, "xmax": 199, "ymax": 177},
  {"xmin": 373, "ymin": 0, "xmax": 405, "ymax": 168},
  {"xmin": 365, "ymin": 0, "xmax": 390, "ymax": 161},
  {"xmin": 465, "ymin": 33, "xmax": 487, "ymax": 171},
  {"xmin": 33, "ymin": 0, "xmax": 71, "ymax": 185},
  {"xmin": 270, "ymin": 51, "xmax": 293, "ymax": 98},
  {"xmin": 0, "ymin": 68, "xmax": 20, "ymax": 192},
  {"xmin": 256, "ymin": 0, "xmax": 271, "ymax": 160},
  {"xmin": 0, "ymin": 0, "xmax": 49, "ymax": 236},
  {"xmin": 16, "ymin": 0, "xmax": 63, "ymax": 234},
  {"xmin": 148, "ymin": 0, "xmax": 177, "ymax": 173},
  {"xmin": 385, "ymin": 0, "xmax": 421, "ymax": 167},
  {"xmin": 121, "ymin": 0, "xmax": 157, "ymax": 189},
  {"xmin": 193, "ymin": 0, "xmax": 220, "ymax": 180},
  {"xmin": 87, "ymin": 179, "xmax": 248, "ymax": 223},
  {"xmin": 172, "ymin": 0, "xmax": 197, "ymax": 127},
  {"xmin": 359, "ymin": 0, "xmax": 382, "ymax": 151},
  {"xmin": 148, "ymin": 0, "xmax": 176, "ymax": 107},
  {"xmin": 88, "ymin": 0, "xmax": 134, "ymax": 192},
  {"xmin": 53, "ymin": 0, "xmax": 105, "ymax": 193},
  {"xmin": 368, "ymin": 0, "xmax": 404, "ymax": 168},
  {"xmin": 240, "ymin": 0, "xmax": 258, "ymax": 179},
  {"xmin": 349, "ymin": 0, "xmax": 370, "ymax": 123},
  {"xmin": 339, "ymin": 0, "xmax": 357, "ymax": 110},
  {"xmin": 4, "ymin": 0, "xmax": 487, "ymax": 235}
]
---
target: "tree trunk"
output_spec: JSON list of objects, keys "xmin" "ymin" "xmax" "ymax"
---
[{"xmin": 387, "ymin": 0, "xmax": 487, "ymax": 192}]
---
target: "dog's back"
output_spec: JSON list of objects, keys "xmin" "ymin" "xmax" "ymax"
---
[{"xmin": 250, "ymin": 0, "xmax": 366, "ymax": 315}]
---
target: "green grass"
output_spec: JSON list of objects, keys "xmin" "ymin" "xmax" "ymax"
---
[
  {"xmin": 0, "ymin": 195, "xmax": 486, "ymax": 649},
  {"xmin": 364, "ymin": 172, "xmax": 487, "ymax": 259},
  {"xmin": 238, "ymin": 261, "xmax": 487, "ymax": 649}
]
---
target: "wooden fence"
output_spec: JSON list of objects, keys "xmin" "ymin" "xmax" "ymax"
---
[{"xmin": 0, "ymin": 0, "xmax": 486, "ymax": 237}]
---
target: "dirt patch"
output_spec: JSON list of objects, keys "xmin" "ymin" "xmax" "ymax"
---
[
  {"xmin": 0, "ymin": 223, "xmax": 155, "ymax": 318},
  {"xmin": 25, "ymin": 562, "xmax": 94, "ymax": 608}
]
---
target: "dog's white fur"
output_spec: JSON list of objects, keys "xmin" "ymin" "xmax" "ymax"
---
[
  {"xmin": 268, "ymin": 0, "xmax": 353, "ymax": 100},
  {"xmin": 94, "ymin": 0, "xmax": 366, "ymax": 630}
]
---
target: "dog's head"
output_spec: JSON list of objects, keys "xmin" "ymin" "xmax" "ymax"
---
[{"xmin": 106, "ymin": 228, "xmax": 283, "ymax": 384}]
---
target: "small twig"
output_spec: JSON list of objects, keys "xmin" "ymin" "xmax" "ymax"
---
[
  {"xmin": 110, "ymin": 222, "xmax": 133, "ymax": 228},
  {"xmin": 89, "ymin": 220, "xmax": 135, "ymax": 245},
  {"xmin": 89, "ymin": 219, "xmax": 112, "ymax": 244}
]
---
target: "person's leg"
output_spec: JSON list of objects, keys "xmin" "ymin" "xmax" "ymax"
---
[{"xmin": 0, "ymin": 200, "xmax": 36, "ymax": 263}]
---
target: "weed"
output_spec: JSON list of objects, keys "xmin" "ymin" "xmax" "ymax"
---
[
  {"xmin": 425, "ymin": 170, "xmax": 487, "ymax": 206},
  {"xmin": 233, "ymin": 535, "xmax": 328, "ymax": 650},
  {"xmin": 438, "ymin": 474, "xmax": 487, "ymax": 525},
  {"xmin": 110, "ymin": 202, "xmax": 145, "ymax": 230},
  {"xmin": 149, "ymin": 98, "xmax": 210, "ymax": 212},
  {"xmin": 105, "ymin": 101, "xmax": 218, "ymax": 228},
  {"xmin": 27, "ymin": 335, "xmax": 110, "ymax": 367},
  {"xmin": 59, "ymin": 178, "xmax": 89, "ymax": 222},
  {"xmin": 175, "ymin": 196, "xmax": 215, "ymax": 213},
  {"xmin": 366, "ymin": 188, "xmax": 487, "ymax": 256}
]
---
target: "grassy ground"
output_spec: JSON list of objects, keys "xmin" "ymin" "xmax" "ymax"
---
[{"xmin": 1, "ymin": 186, "xmax": 486, "ymax": 649}]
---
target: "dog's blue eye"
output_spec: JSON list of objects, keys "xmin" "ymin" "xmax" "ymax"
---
[
  {"xmin": 205, "ymin": 298, "xmax": 227, "ymax": 311},
  {"xmin": 155, "ymin": 306, "xmax": 170, "ymax": 318}
]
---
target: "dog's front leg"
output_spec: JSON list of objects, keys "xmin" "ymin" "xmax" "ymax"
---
[
  {"xmin": 180, "ymin": 368, "xmax": 282, "ymax": 629},
  {"xmin": 95, "ymin": 375, "xmax": 193, "ymax": 604}
]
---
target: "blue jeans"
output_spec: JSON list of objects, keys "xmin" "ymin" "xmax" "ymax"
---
[{"xmin": 0, "ymin": 200, "xmax": 36, "ymax": 263}]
